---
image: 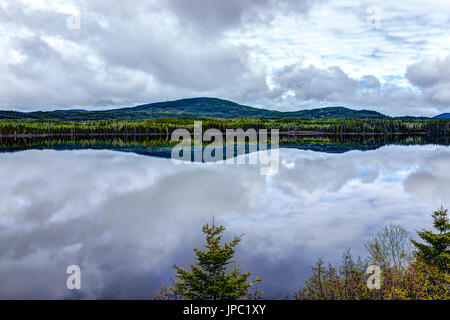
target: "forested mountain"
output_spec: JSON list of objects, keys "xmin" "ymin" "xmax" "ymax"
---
[
  {"xmin": 434, "ymin": 113, "xmax": 450, "ymax": 119},
  {"xmin": 0, "ymin": 97, "xmax": 390, "ymax": 120}
]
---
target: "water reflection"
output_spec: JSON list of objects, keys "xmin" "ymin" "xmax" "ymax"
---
[
  {"xmin": 0, "ymin": 134, "xmax": 448, "ymax": 159},
  {"xmin": 0, "ymin": 145, "xmax": 449, "ymax": 299}
]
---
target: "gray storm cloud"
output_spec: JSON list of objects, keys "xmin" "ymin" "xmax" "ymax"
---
[
  {"xmin": 165, "ymin": 0, "xmax": 314, "ymax": 36},
  {"xmin": 273, "ymin": 64, "xmax": 359, "ymax": 101},
  {"xmin": 406, "ymin": 56, "xmax": 450, "ymax": 106}
]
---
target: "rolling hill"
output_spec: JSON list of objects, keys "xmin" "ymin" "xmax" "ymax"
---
[
  {"xmin": 0, "ymin": 97, "xmax": 401, "ymax": 121},
  {"xmin": 434, "ymin": 113, "xmax": 450, "ymax": 119}
]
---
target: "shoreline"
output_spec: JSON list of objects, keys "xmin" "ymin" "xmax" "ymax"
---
[{"xmin": 0, "ymin": 131, "xmax": 428, "ymax": 138}]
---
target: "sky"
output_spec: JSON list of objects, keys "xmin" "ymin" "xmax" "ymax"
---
[
  {"xmin": 0, "ymin": 146, "xmax": 448, "ymax": 298},
  {"xmin": 0, "ymin": 0, "xmax": 450, "ymax": 116}
]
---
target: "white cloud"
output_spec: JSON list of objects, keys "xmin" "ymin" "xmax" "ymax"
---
[{"xmin": 0, "ymin": 0, "xmax": 449, "ymax": 115}]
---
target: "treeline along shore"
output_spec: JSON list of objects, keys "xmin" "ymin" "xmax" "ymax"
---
[{"xmin": 0, "ymin": 118, "xmax": 449, "ymax": 138}]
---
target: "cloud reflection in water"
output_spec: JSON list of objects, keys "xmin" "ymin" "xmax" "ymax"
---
[{"xmin": 0, "ymin": 145, "xmax": 449, "ymax": 299}]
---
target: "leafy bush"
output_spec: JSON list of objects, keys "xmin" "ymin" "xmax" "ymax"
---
[{"xmin": 296, "ymin": 209, "xmax": 450, "ymax": 300}]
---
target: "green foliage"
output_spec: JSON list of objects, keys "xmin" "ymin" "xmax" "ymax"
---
[
  {"xmin": 365, "ymin": 224, "xmax": 412, "ymax": 270},
  {"xmin": 295, "ymin": 250, "xmax": 372, "ymax": 300},
  {"xmin": 297, "ymin": 210, "xmax": 450, "ymax": 300},
  {"xmin": 411, "ymin": 206, "xmax": 450, "ymax": 272},
  {"xmin": 296, "ymin": 250, "xmax": 450, "ymax": 300},
  {"xmin": 154, "ymin": 210, "xmax": 450, "ymax": 300},
  {"xmin": 169, "ymin": 222, "xmax": 262, "ymax": 300},
  {"xmin": 0, "ymin": 117, "xmax": 449, "ymax": 138}
]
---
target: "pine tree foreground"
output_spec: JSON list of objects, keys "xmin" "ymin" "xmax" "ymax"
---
[
  {"xmin": 411, "ymin": 206, "xmax": 450, "ymax": 271},
  {"xmin": 154, "ymin": 220, "xmax": 263, "ymax": 300}
]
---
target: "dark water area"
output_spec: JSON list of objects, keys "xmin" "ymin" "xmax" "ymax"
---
[{"xmin": 0, "ymin": 133, "xmax": 448, "ymax": 159}]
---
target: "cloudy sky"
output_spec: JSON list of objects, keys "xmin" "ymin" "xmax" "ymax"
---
[{"xmin": 1, "ymin": 0, "xmax": 450, "ymax": 116}]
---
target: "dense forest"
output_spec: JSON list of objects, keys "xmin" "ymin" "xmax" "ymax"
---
[{"xmin": 0, "ymin": 118, "xmax": 449, "ymax": 137}]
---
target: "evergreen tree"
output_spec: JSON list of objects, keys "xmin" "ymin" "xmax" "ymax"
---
[
  {"xmin": 411, "ymin": 207, "xmax": 450, "ymax": 271},
  {"xmin": 172, "ymin": 220, "xmax": 262, "ymax": 300}
]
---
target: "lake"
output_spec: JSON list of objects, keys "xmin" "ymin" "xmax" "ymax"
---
[{"xmin": 0, "ymin": 136, "xmax": 449, "ymax": 299}]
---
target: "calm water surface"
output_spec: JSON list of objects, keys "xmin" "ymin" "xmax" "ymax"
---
[{"xmin": 0, "ymin": 141, "xmax": 449, "ymax": 299}]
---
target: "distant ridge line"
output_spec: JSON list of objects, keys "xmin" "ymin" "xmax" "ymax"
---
[{"xmin": 0, "ymin": 97, "xmax": 444, "ymax": 121}]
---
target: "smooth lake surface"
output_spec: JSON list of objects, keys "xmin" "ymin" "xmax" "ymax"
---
[{"xmin": 1, "ymin": 144, "xmax": 450, "ymax": 299}]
